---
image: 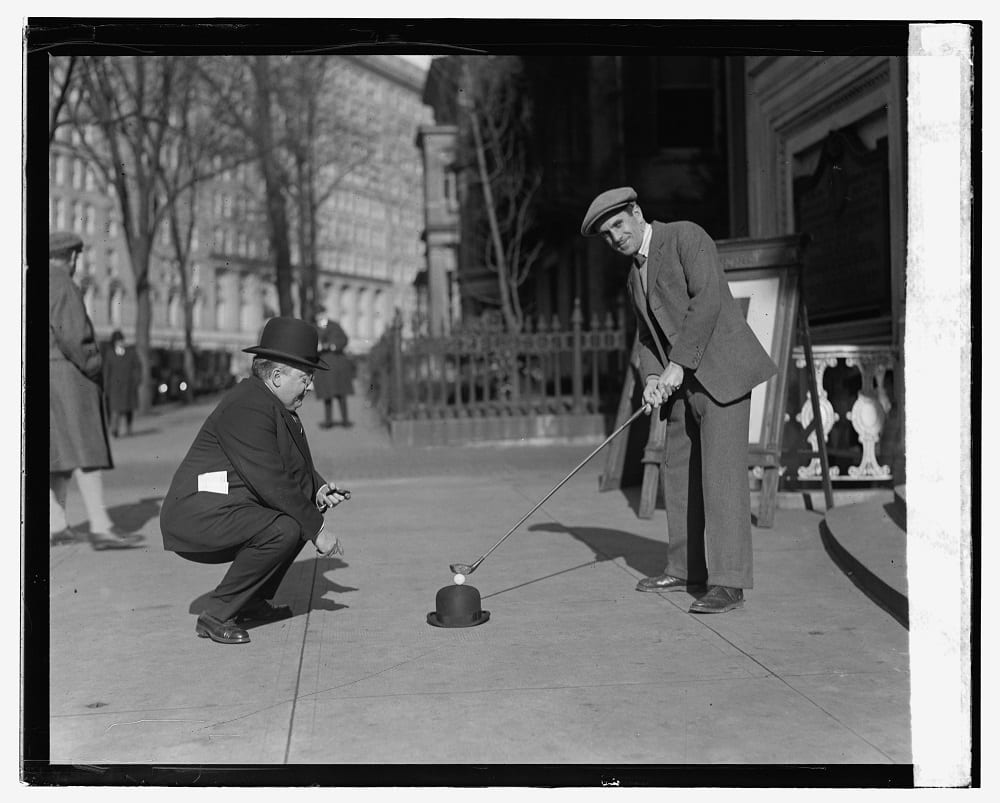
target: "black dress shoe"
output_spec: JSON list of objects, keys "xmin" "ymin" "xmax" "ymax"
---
[
  {"xmin": 89, "ymin": 530, "xmax": 144, "ymax": 551},
  {"xmin": 235, "ymin": 600, "xmax": 293, "ymax": 627},
  {"xmin": 689, "ymin": 586, "xmax": 744, "ymax": 614},
  {"xmin": 50, "ymin": 527, "xmax": 83, "ymax": 546},
  {"xmin": 196, "ymin": 613, "xmax": 250, "ymax": 644},
  {"xmin": 318, "ymin": 421, "xmax": 334, "ymax": 429},
  {"xmin": 636, "ymin": 573, "xmax": 706, "ymax": 593}
]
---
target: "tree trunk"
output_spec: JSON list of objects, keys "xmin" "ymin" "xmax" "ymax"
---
[
  {"xmin": 182, "ymin": 297, "xmax": 197, "ymax": 404},
  {"xmin": 252, "ymin": 56, "xmax": 295, "ymax": 318},
  {"xmin": 468, "ymin": 105, "xmax": 520, "ymax": 333},
  {"xmin": 134, "ymin": 281, "xmax": 153, "ymax": 413}
]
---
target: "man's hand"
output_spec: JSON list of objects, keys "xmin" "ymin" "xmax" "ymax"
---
[
  {"xmin": 316, "ymin": 484, "xmax": 351, "ymax": 512},
  {"xmin": 642, "ymin": 376, "xmax": 664, "ymax": 410},
  {"xmin": 315, "ymin": 527, "xmax": 343, "ymax": 558},
  {"xmin": 657, "ymin": 362, "xmax": 685, "ymax": 397}
]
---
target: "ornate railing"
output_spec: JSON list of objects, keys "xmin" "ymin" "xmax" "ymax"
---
[
  {"xmin": 368, "ymin": 300, "xmax": 627, "ymax": 423},
  {"xmin": 783, "ymin": 344, "xmax": 900, "ymax": 483}
]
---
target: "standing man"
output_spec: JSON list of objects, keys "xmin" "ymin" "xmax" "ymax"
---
[
  {"xmin": 160, "ymin": 317, "xmax": 351, "ymax": 644},
  {"xmin": 102, "ymin": 329, "xmax": 141, "ymax": 437},
  {"xmin": 313, "ymin": 336, "xmax": 355, "ymax": 429},
  {"xmin": 49, "ymin": 231, "xmax": 144, "ymax": 550},
  {"xmin": 581, "ymin": 188, "xmax": 776, "ymax": 613}
]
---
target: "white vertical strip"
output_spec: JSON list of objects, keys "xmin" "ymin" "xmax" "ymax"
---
[{"xmin": 906, "ymin": 24, "xmax": 972, "ymax": 787}]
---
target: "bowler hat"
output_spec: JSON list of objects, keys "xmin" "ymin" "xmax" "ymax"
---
[
  {"xmin": 580, "ymin": 186, "xmax": 638, "ymax": 236},
  {"xmin": 427, "ymin": 584, "xmax": 490, "ymax": 628},
  {"xmin": 49, "ymin": 230, "xmax": 84, "ymax": 256},
  {"xmin": 243, "ymin": 317, "xmax": 329, "ymax": 371}
]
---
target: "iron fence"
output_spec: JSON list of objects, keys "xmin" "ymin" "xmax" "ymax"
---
[{"xmin": 368, "ymin": 299, "xmax": 628, "ymax": 423}]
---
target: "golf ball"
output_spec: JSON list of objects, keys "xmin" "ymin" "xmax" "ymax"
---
[{"xmin": 454, "ymin": 573, "xmax": 466, "ymax": 585}]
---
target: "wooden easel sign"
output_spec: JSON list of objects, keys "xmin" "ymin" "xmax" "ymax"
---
[{"xmin": 600, "ymin": 234, "xmax": 806, "ymax": 528}]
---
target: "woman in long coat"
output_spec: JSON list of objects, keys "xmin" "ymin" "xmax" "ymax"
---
[
  {"xmin": 102, "ymin": 329, "xmax": 141, "ymax": 437},
  {"xmin": 49, "ymin": 231, "xmax": 142, "ymax": 550}
]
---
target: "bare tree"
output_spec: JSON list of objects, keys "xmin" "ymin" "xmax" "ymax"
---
[
  {"xmin": 277, "ymin": 56, "xmax": 376, "ymax": 324},
  {"xmin": 157, "ymin": 58, "xmax": 246, "ymax": 402},
  {"xmin": 196, "ymin": 56, "xmax": 297, "ymax": 318},
  {"xmin": 53, "ymin": 55, "xmax": 187, "ymax": 412},
  {"xmin": 48, "ymin": 55, "xmax": 76, "ymax": 145},
  {"xmin": 458, "ymin": 56, "xmax": 545, "ymax": 333}
]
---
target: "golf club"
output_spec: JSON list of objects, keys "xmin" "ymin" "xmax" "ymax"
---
[{"xmin": 449, "ymin": 403, "xmax": 652, "ymax": 577}]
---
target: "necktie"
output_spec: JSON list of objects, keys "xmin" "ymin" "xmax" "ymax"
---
[{"xmin": 634, "ymin": 253, "xmax": 648, "ymax": 295}]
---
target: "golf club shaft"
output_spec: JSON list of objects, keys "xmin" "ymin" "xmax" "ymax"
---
[{"xmin": 465, "ymin": 403, "xmax": 651, "ymax": 573}]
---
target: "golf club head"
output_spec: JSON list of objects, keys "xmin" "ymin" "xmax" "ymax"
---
[{"xmin": 449, "ymin": 563, "xmax": 473, "ymax": 575}]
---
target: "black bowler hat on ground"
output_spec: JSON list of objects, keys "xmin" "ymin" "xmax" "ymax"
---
[
  {"xmin": 580, "ymin": 186, "xmax": 638, "ymax": 236},
  {"xmin": 243, "ymin": 317, "xmax": 330, "ymax": 371},
  {"xmin": 49, "ymin": 230, "xmax": 85, "ymax": 256},
  {"xmin": 427, "ymin": 584, "xmax": 490, "ymax": 628}
]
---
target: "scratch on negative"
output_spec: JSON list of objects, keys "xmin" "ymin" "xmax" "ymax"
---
[{"xmin": 105, "ymin": 719, "xmax": 207, "ymax": 731}]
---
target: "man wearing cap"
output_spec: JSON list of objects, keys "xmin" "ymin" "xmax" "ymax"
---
[
  {"xmin": 581, "ymin": 188, "xmax": 776, "ymax": 614},
  {"xmin": 49, "ymin": 231, "xmax": 144, "ymax": 550},
  {"xmin": 160, "ymin": 317, "xmax": 350, "ymax": 644}
]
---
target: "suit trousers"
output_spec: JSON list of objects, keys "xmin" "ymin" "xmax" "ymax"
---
[
  {"xmin": 177, "ymin": 514, "xmax": 306, "ymax": 621},
  {"xmin": 662, "ymin": 379, "xmax": 754, "ymax": 589}
]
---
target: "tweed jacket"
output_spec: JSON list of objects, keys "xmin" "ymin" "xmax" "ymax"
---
[
  {"xmin": 160, "ymin": 376, "xmax": 328, "ymax": 552},
  {"xmin": 49, "ymin": 261, "xmax": 113, "ymax": 471},
  {"xmin": 628, "ymin": 220, "xmax": 777, "ymax": 405}
]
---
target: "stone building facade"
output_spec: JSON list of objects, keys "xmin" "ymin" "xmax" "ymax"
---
[{"xmin": 48, "ymin": 54, "xmax": 432, "ymax": 384}]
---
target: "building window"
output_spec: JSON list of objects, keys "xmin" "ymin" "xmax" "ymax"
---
[
  {"xmin": 168, "ymin": 291, "xmax": 182, "ymax": 328},
  {"xmin": 654, "ymin": 57, "xmax": 718, "ymax": 151},
  {"xmin": 109, "ymin": 284, "xmax": 124, "ymax": 327}
]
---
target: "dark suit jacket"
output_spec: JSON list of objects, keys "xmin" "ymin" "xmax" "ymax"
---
[
  {"xmin": 160, "ymin": 376, "xmax": 328, "ymax": 552},
  {"xmin": 628, "ymin": 220, "xmax": 777, "ymax": 404}
]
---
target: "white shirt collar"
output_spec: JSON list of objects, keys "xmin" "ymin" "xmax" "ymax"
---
[{"xmin": 637, "ymin": 223, "xmax": 653, "ymax": 259}]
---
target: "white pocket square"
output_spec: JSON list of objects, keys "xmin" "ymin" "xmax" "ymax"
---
[{"xmin": 197, "ymin": 471, "xmax": 229, "ymax": 495}]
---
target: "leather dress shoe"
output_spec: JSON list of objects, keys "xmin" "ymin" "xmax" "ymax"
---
[
  {"xmin": 88, "ymin": 529, "xmax": 144, "ymax": 551},
  {"xmin": 689, "ymin": 585, "xmax": 744, "ymax": 614},
  {"xmin": 196, "ymin": 613, "xmax": 250, "ymax": 644},
  {"xmin": 50, "ymin": 527, "xmax": 83, "ymax": 546},
  {"xmin": 235, "ymin": 600, "xmax": 293, "ymax": 627},
  {"xmin": 636, "ymin": 573, "xmax": 706, "ymax": 593}
]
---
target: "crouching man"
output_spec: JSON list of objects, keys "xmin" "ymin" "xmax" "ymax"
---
[{"xmin": 160, "ymin": 317, "xmax": 349, "ymax": 644}]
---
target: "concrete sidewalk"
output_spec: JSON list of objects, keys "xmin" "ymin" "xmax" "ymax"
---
[{"xmin": 46, "ymin": 389, "xmax": 911, "ymax": 769}]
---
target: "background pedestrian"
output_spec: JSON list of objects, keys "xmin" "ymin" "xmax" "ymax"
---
[
  {"xmin": 102, "ymin": 329, "xmax": 140, "ymax": 437},
  {"xmin": 313, "ymin": 321, "xmax": 354, "ymax": 429}
]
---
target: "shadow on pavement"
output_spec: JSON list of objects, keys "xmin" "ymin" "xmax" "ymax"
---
[
  {"xmin": 186, "ymin": 555, "xmax": 355, "ymax": 618},
  {"xmin": 527, "ymin": 521, "xmax": 666, "ymax": 577},
  {"xmin": 111, "ymin": 427, "xmax": 161, "ymax": 438},
  {"xmin": 107, "ymin": 496, "xmax": 163, "ymax": 532}
]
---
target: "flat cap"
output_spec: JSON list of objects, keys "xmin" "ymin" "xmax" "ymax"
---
[
  {"xmin": 580, "ymin": 186, "xmax": 637, "ymax": 236},
  {"xmin": 49, "ymin": 230, "xmax": 84, "ymax": 255}
]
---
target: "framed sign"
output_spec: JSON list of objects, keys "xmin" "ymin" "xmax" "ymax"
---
[{"xmin": 600, "ymin": 234, "xmax": 805, "ymax": 528}]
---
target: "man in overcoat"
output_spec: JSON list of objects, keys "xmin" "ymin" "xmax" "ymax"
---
[
  {"xmin": 581, "ymin": 188, "xmax": 776, "ymax": 613},
  {"xmin": 160, "ymin": 317, "xmax": 350, "ymax": 644},
  {"xmin": 49, "ymin": 230, "xmax": 144, "ymax": 550}
]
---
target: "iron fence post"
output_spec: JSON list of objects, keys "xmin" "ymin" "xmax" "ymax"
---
[
  {"xmin": 572, "ymin": 297, "xmax": 584, "ymax": 413},
  {"xmin": 391, "ymin": 309, "xmax": 404, "ymax": 417}
]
